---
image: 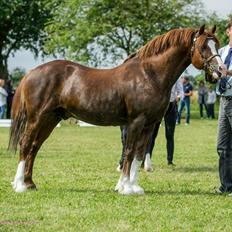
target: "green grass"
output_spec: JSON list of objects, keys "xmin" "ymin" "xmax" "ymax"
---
[{"xmin": 0, "ymin": 118, "xmax": 232, "ymax": 231}]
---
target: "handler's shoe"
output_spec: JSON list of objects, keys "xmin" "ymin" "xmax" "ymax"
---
[
  {"xmin": 214, "ymin": 188, "xmax": 224, "ymax": 194},
  {"xmin": 168, "ymin": 162, "xmax": 176, "ymax": 166},
  {"xmin": 214, "ymin": 187, "xmax": 226, "ymax": 194}
]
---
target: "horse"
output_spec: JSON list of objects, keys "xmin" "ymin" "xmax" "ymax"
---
[{"xmin": 9, "ymin": 25, "xmax": 224, "ymax": 195}]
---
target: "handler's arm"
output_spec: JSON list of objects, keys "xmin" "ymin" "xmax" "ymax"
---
[{"xmin": 226, "ymin": 70, "xmax": 232, "ymax": 76}]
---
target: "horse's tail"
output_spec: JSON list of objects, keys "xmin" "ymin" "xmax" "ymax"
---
[{"xmin": 8, "ymin": 78, "xmax": 27, "ymax": 152}]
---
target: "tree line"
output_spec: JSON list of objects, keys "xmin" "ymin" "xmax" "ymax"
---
[{"xmin": 1, "ymin": 0, "xmax": 231, "ymax": 80}]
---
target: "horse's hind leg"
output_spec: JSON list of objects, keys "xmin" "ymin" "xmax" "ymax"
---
[
  {"xmin": 11, "ymin": 123, "xmax": 37, "ymax": 192},
  {"xmin": 24, "ymin": 114, "xmax": 61, "ymax": 189},
  {"xmin": 12, "ymin": 113, "xmax": 60, "ymax": 192}
]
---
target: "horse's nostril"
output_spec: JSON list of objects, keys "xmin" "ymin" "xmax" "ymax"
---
[{"xmin": 216, "ymin": 70, "xmax": 222, "ymax": 78}]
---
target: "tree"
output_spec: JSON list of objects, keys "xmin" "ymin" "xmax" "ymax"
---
[
  {"xmin": 9, "ymin": 67, "xmax": 26, "ymax": 87},
  {"xmin": 0, "ymin": 0, "xmax": 60, "ymax": 79},
  {"xmin": 207, "ymin": 13, "xmax": 232, "ymax": 47},
  {"xmin": 45, "ymin": 0, "xmax": 208, "ymax": 67}
]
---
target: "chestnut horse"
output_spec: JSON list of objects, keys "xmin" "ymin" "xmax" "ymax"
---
[{"xmin": 9, "ymin": 25, "xmax": 224, "ymax": 194}]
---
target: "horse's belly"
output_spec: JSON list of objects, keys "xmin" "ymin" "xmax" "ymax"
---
[
  {"xmin": 72, "ymin": 111, "xmax": 127, "ymax": 126},
  {"xmin": 69, "ymin": 101, "xmax": 127, "ymax": 126}
]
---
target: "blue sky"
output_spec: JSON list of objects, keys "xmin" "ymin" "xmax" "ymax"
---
[{"xmin": 8, "ymin": 0, "xmax": 232, "ymax": 73}]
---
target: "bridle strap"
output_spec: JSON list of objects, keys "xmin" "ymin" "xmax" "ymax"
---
[
  {"xmin": 205, "ymin": 54, "xmax": 220, "ymax": 63},
  {"xmin": 191, "ymin": 35, "xmax": 220, "ymax": 72}
]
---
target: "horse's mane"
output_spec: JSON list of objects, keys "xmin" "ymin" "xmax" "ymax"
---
[
  {"xmin": 137, "ymin": 28, "xmax": 196, "ymax": 59},
  {"xmin": 123, "ymin": 52, "xmax": 137, "ymax": 63},
  {"xmin": 123, "ymin": 27, "xmax": 220, "ymax": 62}
]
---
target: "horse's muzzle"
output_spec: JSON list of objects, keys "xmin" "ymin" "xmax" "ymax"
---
[{"xmin": 214, "ymin": 69, "xmax": 222, "ymax": 79}]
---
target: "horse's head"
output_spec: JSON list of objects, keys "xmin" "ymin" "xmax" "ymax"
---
[{"xmin": 191, "ymin": 25, "xmax": 224, "ymax": 84}]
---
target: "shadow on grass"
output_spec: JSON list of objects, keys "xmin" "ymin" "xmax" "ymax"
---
[
  {"xmin": 145, "ymin": 189, "xmax": 218, "ymax": 197},
  {"xmin": 49, "ymin": 187, "xmax": 114, "ymax": 194},
  {"xmin": 175, "ymin": 165, "xmax": 217, "ymax": 173},
  {"xmin": 50, "ymin": 187, "xmax": 221, "ymax": 197}
]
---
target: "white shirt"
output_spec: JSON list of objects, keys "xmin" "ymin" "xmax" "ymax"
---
[
  {"xmin": 207, "ymin": 90, "xmax": 216, "ymax": 104},
  {"xmin": 170, "ymin": 79, "xmax": 184, "ymax": 102},
  {"xmin": 216, "ymin": 45, "xmax": 232, "ymax": 96},
  {"xmin": 0, "ymin": 86, "xmax": 8, "ymax": 107}
]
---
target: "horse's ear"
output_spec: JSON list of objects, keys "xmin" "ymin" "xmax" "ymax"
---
[
  {"xmin": 198, "ymin": 25, "xmax": 205, "ymax": 35},
  {"xmin": 211, "ymin": 25, "xmax": 217, "ymax": 34}
]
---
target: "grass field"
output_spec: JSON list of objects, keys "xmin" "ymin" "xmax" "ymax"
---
[{"xmin": 1, "ymin": 118, "xmax": 232, "ymax": 231}]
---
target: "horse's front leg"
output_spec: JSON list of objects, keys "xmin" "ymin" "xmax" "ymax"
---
[
  {"xmin": 115, "ymin": 115, "xmax": 153, "ymax": 195},
  {"xmin": 129, "ymin": 124, "xmax": 155, "ymax": 194}
]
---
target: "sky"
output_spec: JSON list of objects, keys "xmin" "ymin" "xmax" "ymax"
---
[
  {"xmin": 8, "ymin": 0, "xmax": 232, "ymax": 73},
  {"xmin": 204, "ymin": 0, "xmax": 232, "ymax": 18}
]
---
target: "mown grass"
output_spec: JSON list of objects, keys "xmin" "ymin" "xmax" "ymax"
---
[{"xmin": 0, "ymin": 118, "xmax": 232, "ymax": 232}]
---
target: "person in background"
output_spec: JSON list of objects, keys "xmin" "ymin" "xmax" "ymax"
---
[
  {"xmin": 117, "ymin": 79, "xmax": 183, "ymax": 171},
  {"xmin": 176, "ymin": 76, "xmax": 193, "ymax": 125},
  {"xmin": 0, "ymin": 79, "xmax": 8, "ymax": 119},
  {"xmin": 198, "ymin": 80, "xmax": 208, "ymax": 119},
  {"xmin": 207, "ymin": 86, "xmax": 216, "ymax": 119},
  {"xmin": 5, "ymin": 80, "xmax": 15, "ymax": 119}
]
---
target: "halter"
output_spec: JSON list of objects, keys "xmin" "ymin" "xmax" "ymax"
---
[{"xmin": 191, "ymin": 34, "xmax": 220, "ymax": 74}]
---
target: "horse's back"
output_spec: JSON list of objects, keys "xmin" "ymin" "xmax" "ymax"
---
[{"xmin": 16, "ymin": 60, "xmax": 130, "ymax": 125}]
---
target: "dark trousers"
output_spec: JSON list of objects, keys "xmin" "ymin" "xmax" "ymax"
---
[
  {"xmin": 176, "ymin": 97, "xmax": 190, "ymax": 124},
  {"xmin": 207, "ymin": 103, "xmax": 215, "ymax": 119},
  {"xmin": 199, "ymin": 102, "xmax": 208, "ymax": 118},
  {"xmin": 217, "ymin": 97, "xmax": 232, "ymax": 193},
  {"xmin": 146, "ymin": 101, "xmax": 177, "ymax": 163},
  {"xmin": 119, "ymin": 101, "xmax": 177, "ymax": 167}
]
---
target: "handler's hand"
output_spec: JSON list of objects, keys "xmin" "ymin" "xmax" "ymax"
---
[{"xmin": 227, "ymin": 70, "xmax": 232, "ymax": 76}]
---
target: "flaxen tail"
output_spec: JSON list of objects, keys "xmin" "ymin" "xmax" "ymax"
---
[{"xmin": 8, "ymin": 79, "xmax": 27, "ymax": 152}]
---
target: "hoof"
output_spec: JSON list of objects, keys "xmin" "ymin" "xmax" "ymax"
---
[
  {"xmin": 26, "ymin": 183, "xmax": 37, "ymax": 190},
  {"xmin": 116, "ymin": 164, "xmax": 122, "ymax": 173},
  {"xmin": 144, "ymin": 153, "xmax": 153, "ymax": 172},
  {"xmin": 11, "ymin": 180, "xmax": 27, "ymax": 193},
  {"xmin": 24, "ymin": 176, "xmax": 37, "ymax": 190},
  {"xmin": 132, "ymin": 184, "xmax": 145, "ymax": 195},
  {"xmin": 118, "ymin": 183, "xmax": 134, "ymax": 195},
  {"xmin": 144, "ymin": 166, "xmax": 153, "ymax": 172},
  {"xmin": 115, "ymin": 182, "xmax": 123, "ymax": 192}
]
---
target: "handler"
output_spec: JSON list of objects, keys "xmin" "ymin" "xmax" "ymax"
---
[{"xmin": 216, "ymin": 21, "xmax": 232, "ymax": 195}]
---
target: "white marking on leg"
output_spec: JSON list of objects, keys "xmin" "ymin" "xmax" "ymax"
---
[
  {"xmin": 130, "ymin": 157, "xmax": 140, "ymax": 184},
  {"xmin": 11, "ymin": 161, "xmax": 27, "ymax": 193},
  {"xmin": 144, "ymin": 153, "xmax": 153, "ymax": 172},
  {"xmin": 130, "ymin": 156, "xmax": 144, "ymax": 195},
  {"xmin": 116, "ymin": 164, "xmax": 122, "ymax": 172},
  {"xmin": 115, "ymin": 173, "xmax": 133, "ymax": 195}
]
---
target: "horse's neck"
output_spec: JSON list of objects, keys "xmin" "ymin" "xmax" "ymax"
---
[{"xmin": 143, "ymin": 46, "xmax": 191, "ymax": 90}]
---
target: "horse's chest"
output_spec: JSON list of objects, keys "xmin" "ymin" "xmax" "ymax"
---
[
  {"xmin": 129, "ymin": 93, "xmax": 169, "ymax": 118},
  {"xmin": 148, "ymin": 97, "xmax": 169, "ymax": 113}
]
